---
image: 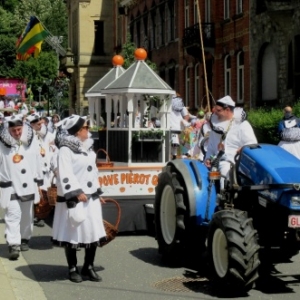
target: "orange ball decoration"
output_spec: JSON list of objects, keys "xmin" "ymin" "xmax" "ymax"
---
[
  {"xmin": 134, "ymin": 48, "xmax": 147, "ymax": 60},
  {"xmin": 112, "ymin": 55, "xmax": 124, "ymax": 66}
]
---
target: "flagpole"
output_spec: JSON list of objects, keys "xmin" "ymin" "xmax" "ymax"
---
[{"xmin": 197, "ymin": 0, "xmax": 211, "ymax": 112}]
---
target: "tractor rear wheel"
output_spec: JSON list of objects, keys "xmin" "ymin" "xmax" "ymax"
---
[
  {"xmin": 155, "ymin": 165, "xmax": 187, "ymax": 263},
  {"xmin": 207, "ymin": 209, "xmax": 260, "ymax": 293}
]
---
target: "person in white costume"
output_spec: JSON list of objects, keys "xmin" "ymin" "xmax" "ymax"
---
[
  {"xmin": 278, "ymin": 106, "xmax": 300, "ymax": 159},
  {"xmin": 170, "ymin": 93, "xmax": 190, "ymax": 159},
  {"xmin": 52, "ymin": 115, "xmax": 106, "ymax": 283},
  {"xmin": 204, "ymin": 96, "xmax": 257, "ymax": 187},
  {"xmin": 26, "ymin": 113, "xmax": 56, "ymax": 227},
  {"xmin": 0, "ymin": 114, "xmax": 43, "ymax": 260}
]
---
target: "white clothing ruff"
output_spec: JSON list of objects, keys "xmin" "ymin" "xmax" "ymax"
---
[
  {"xmin": 278, "ymin": 140, "xmax": 300, "ymax": 160},
  {"xmin": 52, "ymin": 197, "xmax": 106, "ymax": 245}
]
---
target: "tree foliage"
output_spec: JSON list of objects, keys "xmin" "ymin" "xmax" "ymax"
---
[{"xmin": 0, "ymin": 0, "xmax": 67, "ymax": 87}]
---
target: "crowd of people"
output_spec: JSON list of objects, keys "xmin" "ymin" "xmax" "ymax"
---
[{"xmin": 0, "ymin": 112, "xmax": 106, "ymax": 283}]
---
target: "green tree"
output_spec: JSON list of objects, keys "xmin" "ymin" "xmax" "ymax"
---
[{"xmin": 0, "ymin": 0, "xmax": 19, "ymax": 12}]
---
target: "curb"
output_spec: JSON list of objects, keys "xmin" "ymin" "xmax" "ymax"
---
[{"xmin": 0, "ymin": 215, "xmax": 47, "ymax": 300}]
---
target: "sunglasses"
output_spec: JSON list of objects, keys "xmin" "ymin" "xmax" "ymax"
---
[
  {"xmin": 81, "ymin": 126, "xmax": 90, "ymax": 130},
  {"xmin": 215, "ymin": 108, "xmax": 225, "ymax": 112}
]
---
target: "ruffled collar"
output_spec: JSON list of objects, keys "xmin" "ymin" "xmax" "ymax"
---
[
  {"xmin": 210, "ymin": 107, "xmax": 247, "ymax": 134},
  {"xmin": 56, "ymin": 129, "xmax": 94, "ymax": 154},
  {"xmin": 0, "ymin": 123, "xmax": 34, "ymax": 148}
]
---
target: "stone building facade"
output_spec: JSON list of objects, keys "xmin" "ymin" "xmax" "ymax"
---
[
  {"xmin": 65, "ymin": 0, "xmax": 116, "ymax": 115},
  {"xmin": 250, "ymin": 1, "xmax": 300, "ymax": 107}
]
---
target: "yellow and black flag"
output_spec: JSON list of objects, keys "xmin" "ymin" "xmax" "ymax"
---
[{"xmin": 16, "ymin": 16, "xmax": 50, "ymax": 61}]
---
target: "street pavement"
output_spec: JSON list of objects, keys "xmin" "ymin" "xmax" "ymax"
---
[{"xmin": 2, "ymin": 209, "xmax": 300, "ymax": 300}]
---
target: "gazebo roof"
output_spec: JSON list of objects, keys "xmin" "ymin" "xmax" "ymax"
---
[
  {"xmin": 102, "ymin": 59, "xmax": 175, "ymax": 95},
  {"xmin": 85, "ymin": 66, "xmax": 125, "ymax": 97}
]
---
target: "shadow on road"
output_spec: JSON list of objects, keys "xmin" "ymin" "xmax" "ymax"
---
[
  {"xmin": 15, "ymin": 264, "xmax": 105, "ymax": 282},
  {"xmin": 129, "ymin": 247, "xmax": 166, "ymax": 267}
]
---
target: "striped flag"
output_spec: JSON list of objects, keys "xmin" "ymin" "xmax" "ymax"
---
[{"xmin": 16, "ymin": 16, "xmax": 50, "ymax": 61}]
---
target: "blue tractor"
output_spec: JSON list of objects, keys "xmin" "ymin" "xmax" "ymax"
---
[{"xmin": 154, "ymin": 144, "xmax": 300, "ymax": 292}]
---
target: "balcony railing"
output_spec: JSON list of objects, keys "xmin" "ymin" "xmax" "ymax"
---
[{"xmin": 183, "ymin": 23, "xmax": 215, "ymax": 49}]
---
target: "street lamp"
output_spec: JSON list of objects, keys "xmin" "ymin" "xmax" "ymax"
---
[{"xmin": 37, "ymin": 87, "xmax": 42, "ymax": 110}]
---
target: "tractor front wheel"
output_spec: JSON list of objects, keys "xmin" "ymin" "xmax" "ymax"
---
[
  {"xmin": 155, "ymin": 166, "xmax": 187, "ymax": 264},
  {"xmin": 207, "ymin": 209, "xmax": 260, "ymax": 293}
]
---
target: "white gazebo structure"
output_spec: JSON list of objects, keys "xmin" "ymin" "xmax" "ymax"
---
[
  {"xmin": 88, "ymin": 49, "xmax": 175, "ymax": 232},
  {"xmin": 85, "ymin": 56, "xmax": 125, "ymax": 127},
  {"xmin": 101, "ymin": 48, "xmax": 175, "ymax": 167}
]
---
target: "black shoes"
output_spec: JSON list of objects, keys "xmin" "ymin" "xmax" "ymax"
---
[
  {"xmin": 20, "ymin": 239, "xmax": 29, "ymax": 251},
  {"xmin": 81, "ymin": 265, "xmax": 102, "ymax": 282},
  {"xmin": 69, "ymin": 267, "xmax": 82, "ymax": 283},
  {"xmin": 9, "ymin": 245, "xmax": 20, "ymax": 260}
]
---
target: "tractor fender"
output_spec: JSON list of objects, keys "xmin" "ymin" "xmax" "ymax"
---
[{"xmin": 166, "ymin": 159, "xmax": 217, "ymax": 224}]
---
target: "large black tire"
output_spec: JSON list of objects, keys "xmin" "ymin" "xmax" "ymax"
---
[
  {"xmin": 207, "ymin": 209, "xmax": 260, "ymax": 293},
  {"xmin": 154, "ymin": 165, "xmax": 187, "ymax": 263}
]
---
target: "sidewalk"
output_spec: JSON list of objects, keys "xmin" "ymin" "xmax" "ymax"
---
[{"xmin": 0, "ymin": 216, "xmax": 47, "ymax": 300}]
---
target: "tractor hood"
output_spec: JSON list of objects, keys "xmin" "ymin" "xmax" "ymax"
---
[{"xmin": 238, "ymin": 144, "xmax": 300, "ymax": 185}]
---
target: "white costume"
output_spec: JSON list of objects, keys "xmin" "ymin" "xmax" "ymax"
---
[
  {"xmin": 278, "ymin": 117, "xmax": 300, "ymax": 159},
  {"xmin": 52, "ymin": 127, "xmax": 106, "ymax": 246},
  {"xmin": 170, "ymin": 95, "xmax": 189, "ymax": 157},
  {"xmin": 35, "ymin": 125, "xmax": 55, "ymax": 189},
  {"xmin": 0, "ymin": 115, "xmax": 43, "ymax": 256},
  {"xmin": 205, "ymin": 103, "xmax": 257, "ymax": 184}
]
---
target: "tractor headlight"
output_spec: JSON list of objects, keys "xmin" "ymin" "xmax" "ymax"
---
[{"xmin": 291, "ymin": 196, "xmax": 300, "ymax": 206}]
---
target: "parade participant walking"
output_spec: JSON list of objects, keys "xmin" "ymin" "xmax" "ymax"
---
[
  {"xmin": 0, "ymin": 114, "xmax": 43, "ymax": 260},
  {"xmin": 278, "ymin": 106, "xmax": 300, "ymax": 159},
  {"xmin": 52, "ymin": 115, "xmax": 106, "ymax": 283},
  {"xmin": 26, "ymin": 113, "xmax": 55, "ymax": 227},
  {"xmin": 204, "ymin": 96, "xmax": 257, "ymax": 186}
]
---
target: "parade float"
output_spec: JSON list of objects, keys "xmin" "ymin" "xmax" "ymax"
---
[{"xmin": 85, "ymin": 49, "xmax": 175, "ymax": 232}]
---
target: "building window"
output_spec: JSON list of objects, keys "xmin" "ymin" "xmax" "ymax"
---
[
  {"xmin": 224, "ymin": 0, "xmax": 230, "ymax": 19},
  {"xmin": 143, "ymin": 13, "xmax": 149, "ymax": 50},
  {"xmin": 194, "ymin": 0, "xmax": 199, "ymax": 24},
  {"xmin": 237, "ymin": 52, "xmax": 244, "ymax": 103},
  {"xmin": 136, "ymin": 19, "xmax": 141, "ymax": 47},
  {"xmin": 224, "ymin": 55, "xmax": 231, "ymax": 95},
  {"xmin": 185, "ymin": 66, "xmax": 190, "ymax": 106},
  {"xmin": 93, "ymin": 20, "xmax": 104, "ymax": 55},
  {"xmin": 159, "ymin": 64, "xmax": 166, "ymax": 81},
  {"xmin": 169, "ymin": 62, "xmax": 176, "ymax": 89},
  {"xmin": 150, "ymin": 11, "xmax": 156, "ymax": 49},
  {"xmin": 205, "ymin": 0, "xmax": 211, "ymax": 22},
  {"xmin": 261, "ymin": 45, "xmax": 277, "ymax": 101},
  {"xmin": 237, "ymin": 0, "xmax": 243, "ymax": 14},
  {"xmin": 194, "ymin": 63, "xmax": 200, "ymax": 108},
  {"xmin": 168, "ymin": 1, "xmax": 175, "ymax": 41},
  {"xmin": 185, "ymin": 0, "xmax": 189, "ymax": 28},
  {"xmin": 160, "ymin": 5, "xmax": 165, "ymax": 45},
  {"xmin": 156, "ymin": 8, "xmax": 161, "ymax": 47}
]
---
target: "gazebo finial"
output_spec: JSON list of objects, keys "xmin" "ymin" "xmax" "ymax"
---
[{"xmin": 134, "ymin": 48, "xmax": 147, "ymax": 61}]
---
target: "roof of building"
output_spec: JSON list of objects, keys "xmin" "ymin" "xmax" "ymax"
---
[
  {"xmin": 102, "ymin": 59, "xmax": 175, "ymax": 95},
  {"xmin": 85, "ymin": 66, "xmax": 125, "ymax": 97}
]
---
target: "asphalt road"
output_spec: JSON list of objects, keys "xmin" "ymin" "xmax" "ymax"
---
[{"xmin": 2, "ymin": 210, "xmax": 300, "ymax": 300}]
